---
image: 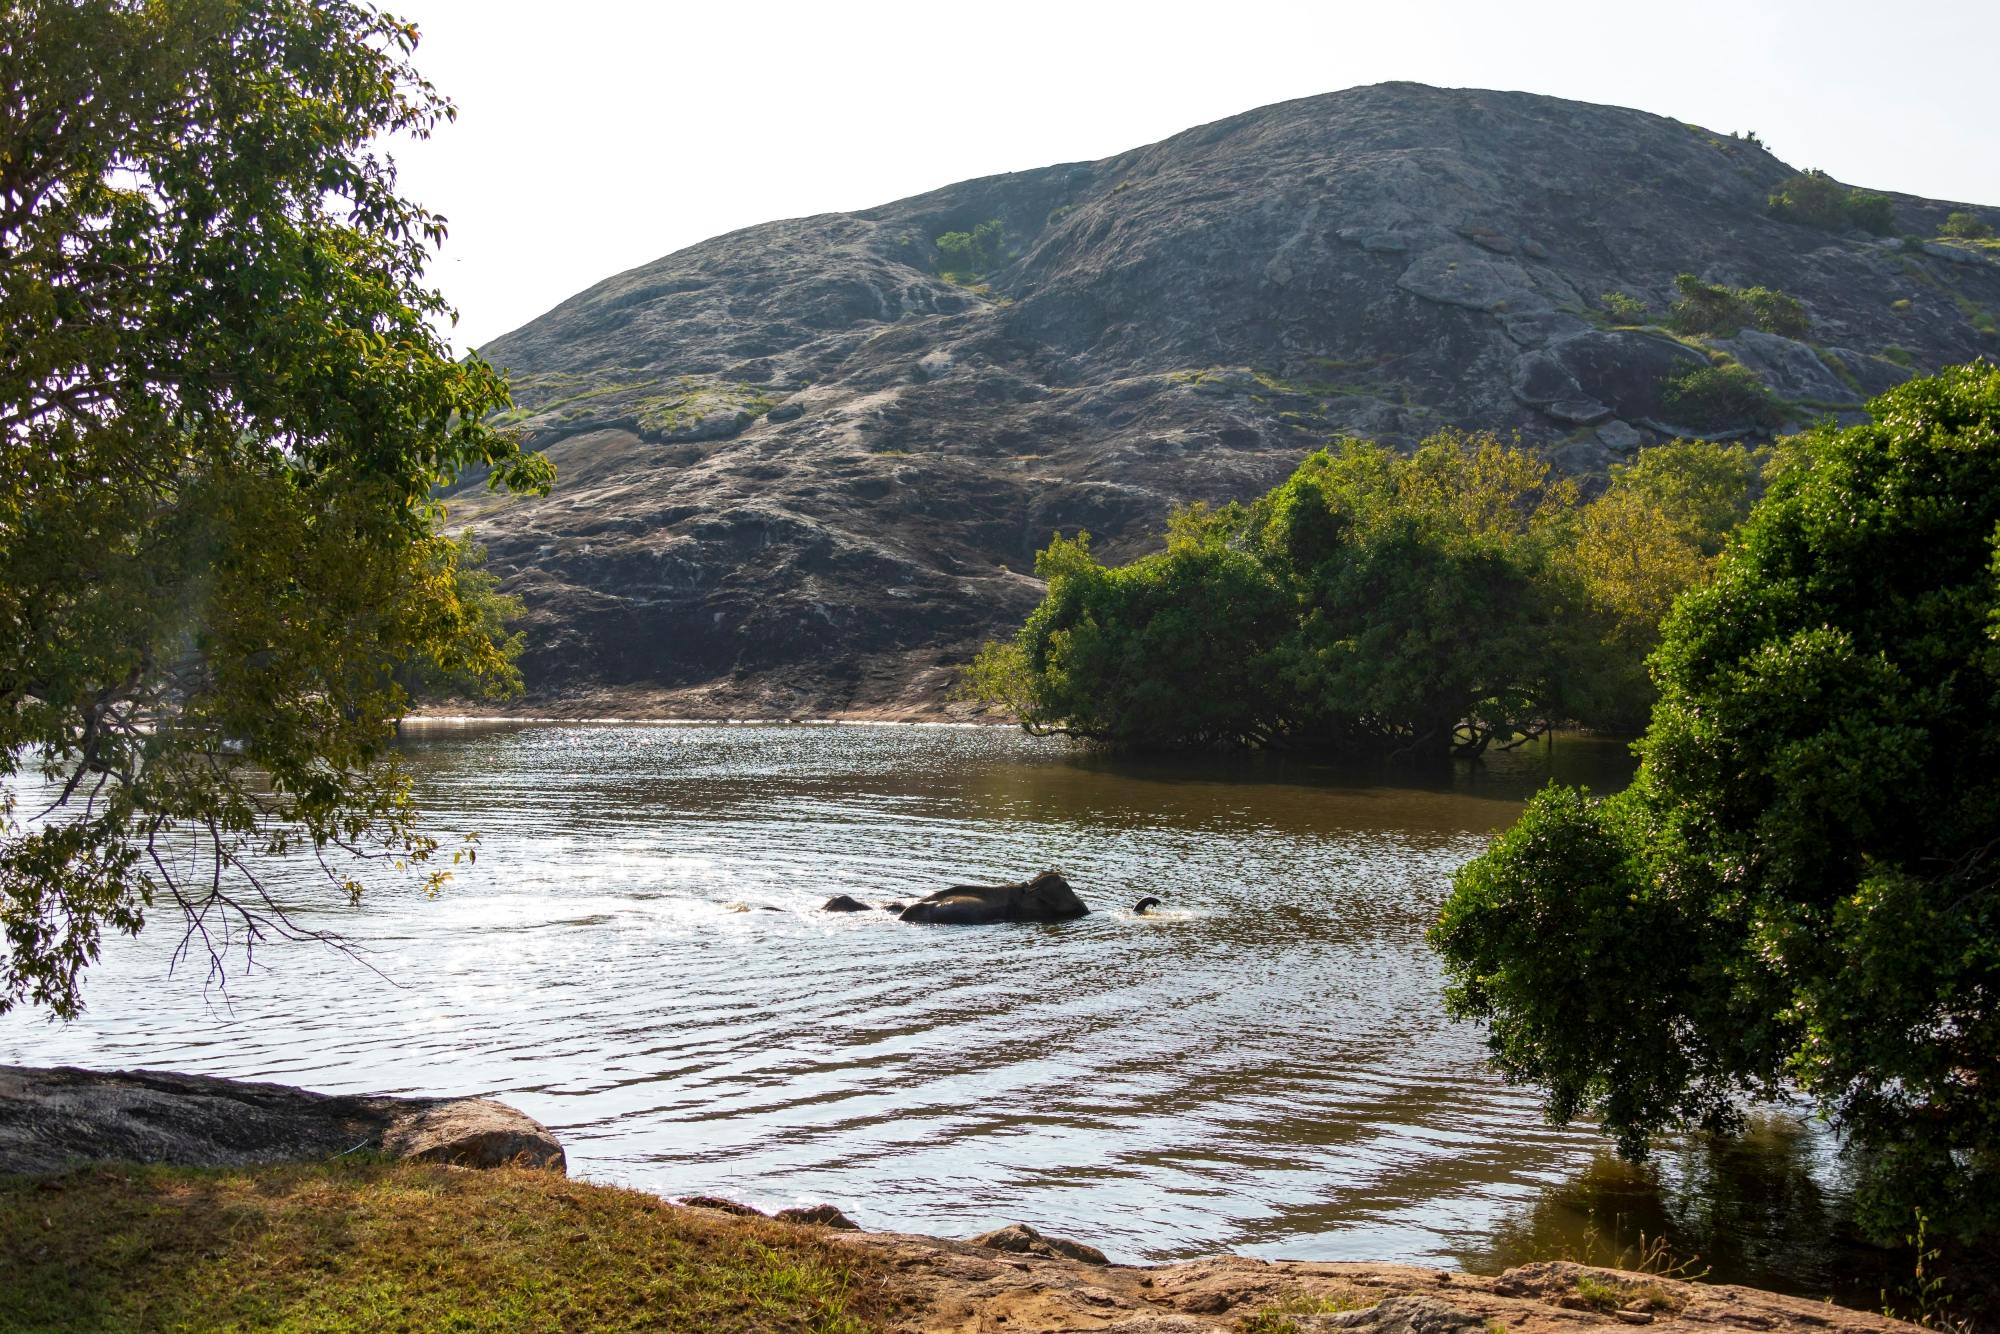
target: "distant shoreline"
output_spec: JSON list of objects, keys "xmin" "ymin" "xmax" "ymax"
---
[{"xmin": 401, "ymin": 711, "xmax": 999, "ymax": 728}]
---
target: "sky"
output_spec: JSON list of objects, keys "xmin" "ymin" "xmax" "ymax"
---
[{"xmin": 384, "ymin": 0, "xmax": 2000, "ymax": 352}]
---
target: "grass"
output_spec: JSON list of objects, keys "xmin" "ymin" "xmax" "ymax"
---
[
  {"xmin": 1238, "ymin": 1290, "xmax": 1376, "ymax": 1333},
  {"xmin": 0, "ymin": 1160, "xmax": 892, "ymax": 1333},
  {"xmin": 1572, "ymin": 1273, "xmax": 1685, "ymax": 1314}
]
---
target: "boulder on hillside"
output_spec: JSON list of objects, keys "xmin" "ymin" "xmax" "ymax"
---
[{"xmin": 0, "ymin": 1065, "xmax": 565, "ymax": 1176}]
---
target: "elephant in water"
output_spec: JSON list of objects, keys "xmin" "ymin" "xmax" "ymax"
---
[{"xmin": 897, "ymin": 870, "xmax": 1090, "ymax": 925}]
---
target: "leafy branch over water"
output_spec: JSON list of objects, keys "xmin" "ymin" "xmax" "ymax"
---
[{"xmin": 0, "ymin": 0, "xmax": 552, "ymax": 1018}]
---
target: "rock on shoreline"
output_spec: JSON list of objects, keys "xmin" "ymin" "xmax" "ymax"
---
[
  {"xmin": 0, "ymin": 1065, "xmax": 565, "ymax": 1176},
  {"xmin": 828, "ymin": 1239, "xmax": 1915, "ymax": 1334},
  {"xmin": 676, "ymin": 1198, "xmax": 1916, "ymax": 1334}
]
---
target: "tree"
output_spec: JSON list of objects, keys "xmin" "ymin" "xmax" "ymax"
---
[
  {"xmin": 392, "ymin": 534, "xmax": 529, "ymax": 704},
  {"xmin": 970, "ymin": 432, "xmax": 1622, "ymax": 758},
  {"xmin": 990, "ymin": 527, "xmax": 1293, "ymax": 748},
  {"xmin": 1, "ymin": 0, "xmax": 554, "ymax": 1017},
  {"xmin": 1431, "ymin": 362, "xmax": 2000, "ymax": 1248},
  {"xmin": 1562, "ymin": 442, "xmax": 1764, "ymax": 729},
  {"xmin": 934, "ymin": 218, "xmax": 1004, "ymax": 279},
  {"xmin": 1256, "ymin": 433, "xmax": 1588, "ymax": 757}
]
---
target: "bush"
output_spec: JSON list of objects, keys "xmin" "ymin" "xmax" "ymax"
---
[
  {"xmin": 1601, "ymin": 291, "xmax": 1650, "ymax": 324},
  {"xmin": 1768, "ymin": 169, "xmax": 1896, "ymax": 235},
  {"xmin": 1739, "ymin": 286, "xmax": 1810, "ymax": 338},
  {"xmin": 1941, "ymin": 210, "xmax": 1996, "ymax": 241},
  {"xmin": 1843, "ymin": 190, "xmax": 1896, "ymax": 236},
  {"xmin": 1669, "ymin": 275, "xmax": 1810, "ymax": 338},
  {"xmin": 1659, "ymin": 363, "xmax": 1787, "ymax": 431}
]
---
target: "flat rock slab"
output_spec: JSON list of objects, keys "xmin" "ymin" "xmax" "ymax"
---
[
  {"xmin": 0, "ymin": 1065, "xmax": 564, "ymax": 1176},
  {"xmin": 832, "ymin": 1234, "xmax": 1919, "ymax": 1334}
]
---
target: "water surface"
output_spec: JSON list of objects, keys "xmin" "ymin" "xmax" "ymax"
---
[{"xmin": 1, "ymin": 724, "xmax": 1878, "ymax": 1300}]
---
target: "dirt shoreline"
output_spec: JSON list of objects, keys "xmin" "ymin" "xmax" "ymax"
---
[{"xmin": 809, "ymin": 1218, "xmax": 1913, "ymax": 1334}]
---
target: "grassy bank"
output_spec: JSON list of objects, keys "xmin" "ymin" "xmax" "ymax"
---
[{"xmin": 0, "ymin": 1160, "xmax": 894, "ymax": 1332}]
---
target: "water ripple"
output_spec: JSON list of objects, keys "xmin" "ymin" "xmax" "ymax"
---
[{"xmin": 1, "ymin": 724, "xmax": 1853, "ymax": 1287}]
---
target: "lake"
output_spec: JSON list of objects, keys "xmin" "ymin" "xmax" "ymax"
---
[{"xmin": 0, "ymin": 723, "xmax": 1881, "ymax": 1301}]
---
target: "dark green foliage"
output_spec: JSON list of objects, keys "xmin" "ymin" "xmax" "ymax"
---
[
  {"xmin": 1768, "ymin": 169, "xmax": 1896, "ymax": 235},
  {"xmin": 1844, "ymin": 191, "xmax": 1896, "ymax": 237},
  {"xmin": 1668, "ymin": 275, "xmax": 1810, "ymax": 338},
  {"xmin": 971, "ymin": 434, "xmax": 1768, "ymax": 756},
  {"xmin": 1431, "ymin": 362, "xmax": 2000, "ymax": 1249},
  {"xmin": 1659, "ymin": 364, "xmax": 1788, "ymax": 431},
  {"xmin": 0, "ymin": 0, "xmax": 553, "ymax": 1016},
  {"xmin": 1941, "ymin": 211, "xmax": 1995, "ymax": 242},
  {"xmin": 934, "ymin": 219, "xmax": 1004, "ymax": 279},
  {"xmin": 985, "ymin": 530, "xmax": 1293, "ymax": 748},
  {"xmin": 973, "ymin": 433, "xmax": 1630, "ymax": 758}
]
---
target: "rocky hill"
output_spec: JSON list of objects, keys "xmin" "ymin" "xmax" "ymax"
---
[{"xmin": 450, "ymin": 82, "xmax": 2000, "ymax": 717}]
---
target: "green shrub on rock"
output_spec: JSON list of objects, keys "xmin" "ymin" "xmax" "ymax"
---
[
  {"xmin": 1601, "ymin": 291, "xmax": 1650, "ymax": 325},
  {"xmin": 1941, "ymin": 210, "xmax": 1995, "ymax": 241},
  {"xmin": 1668, "ymin": 275, "xmax": 1809, "ymax": 338},
  {"xmin": 1767, "ymin": 169, "xmax": 1896, "ymax": 235},
  {"xmin": 1659, "ymin": 363, "xmax": 1787, "ymax": 431}
]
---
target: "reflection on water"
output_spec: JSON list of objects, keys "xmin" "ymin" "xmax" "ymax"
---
[
  {"xmin": 1466, "ymin": 1111, "xmax": 1900, "ymax": 1306},
  {"xmin": 0, "ymin": 724, "xmax": 1876, "ymax": 1299}
]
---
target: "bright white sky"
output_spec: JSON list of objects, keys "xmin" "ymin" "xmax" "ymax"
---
[{"xmin": 385, "ymin": 0, "xmax": 2000, "ymax": 352}]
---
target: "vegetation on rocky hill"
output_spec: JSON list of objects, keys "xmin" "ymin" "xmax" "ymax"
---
[
  {"xmin": 966, "ymin": 431, "xmax": 1761, "ymax": 756},
  {"xmin": 934, "ymin": 218, "xmax": 1007, "ymax": 283},
  {"xmin": 1432, "ymin": 362, "xmax": 2000, "ymax": 1254},
  {"xmin": 1668, "ymin": 275, "xmax": 1811, "ymax": 339},
  {"xmin": 1768, "ymin": 169, "xmax": 1897, "ymax": 235}
]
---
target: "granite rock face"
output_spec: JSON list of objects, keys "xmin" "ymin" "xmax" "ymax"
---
[
  {"xmin": 454, "ymin": 83, "xmax": 2000, "ymax": 717},
  {"xmin": 0, "ymin": 1066, "xmax": 565, "ymax": 1175}
]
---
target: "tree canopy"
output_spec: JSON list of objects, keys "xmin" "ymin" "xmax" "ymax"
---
[
  {"xmin": 1430, "ymin": 362, "xmax": 2000, "ymax": 1247},
  {"xmin": 967, "ymin": 431, "xmax": 1761, "ymax": 756},
  {"xmin": 1, "ymin": 0, "xmax": 552, "ymax": 1016}
]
